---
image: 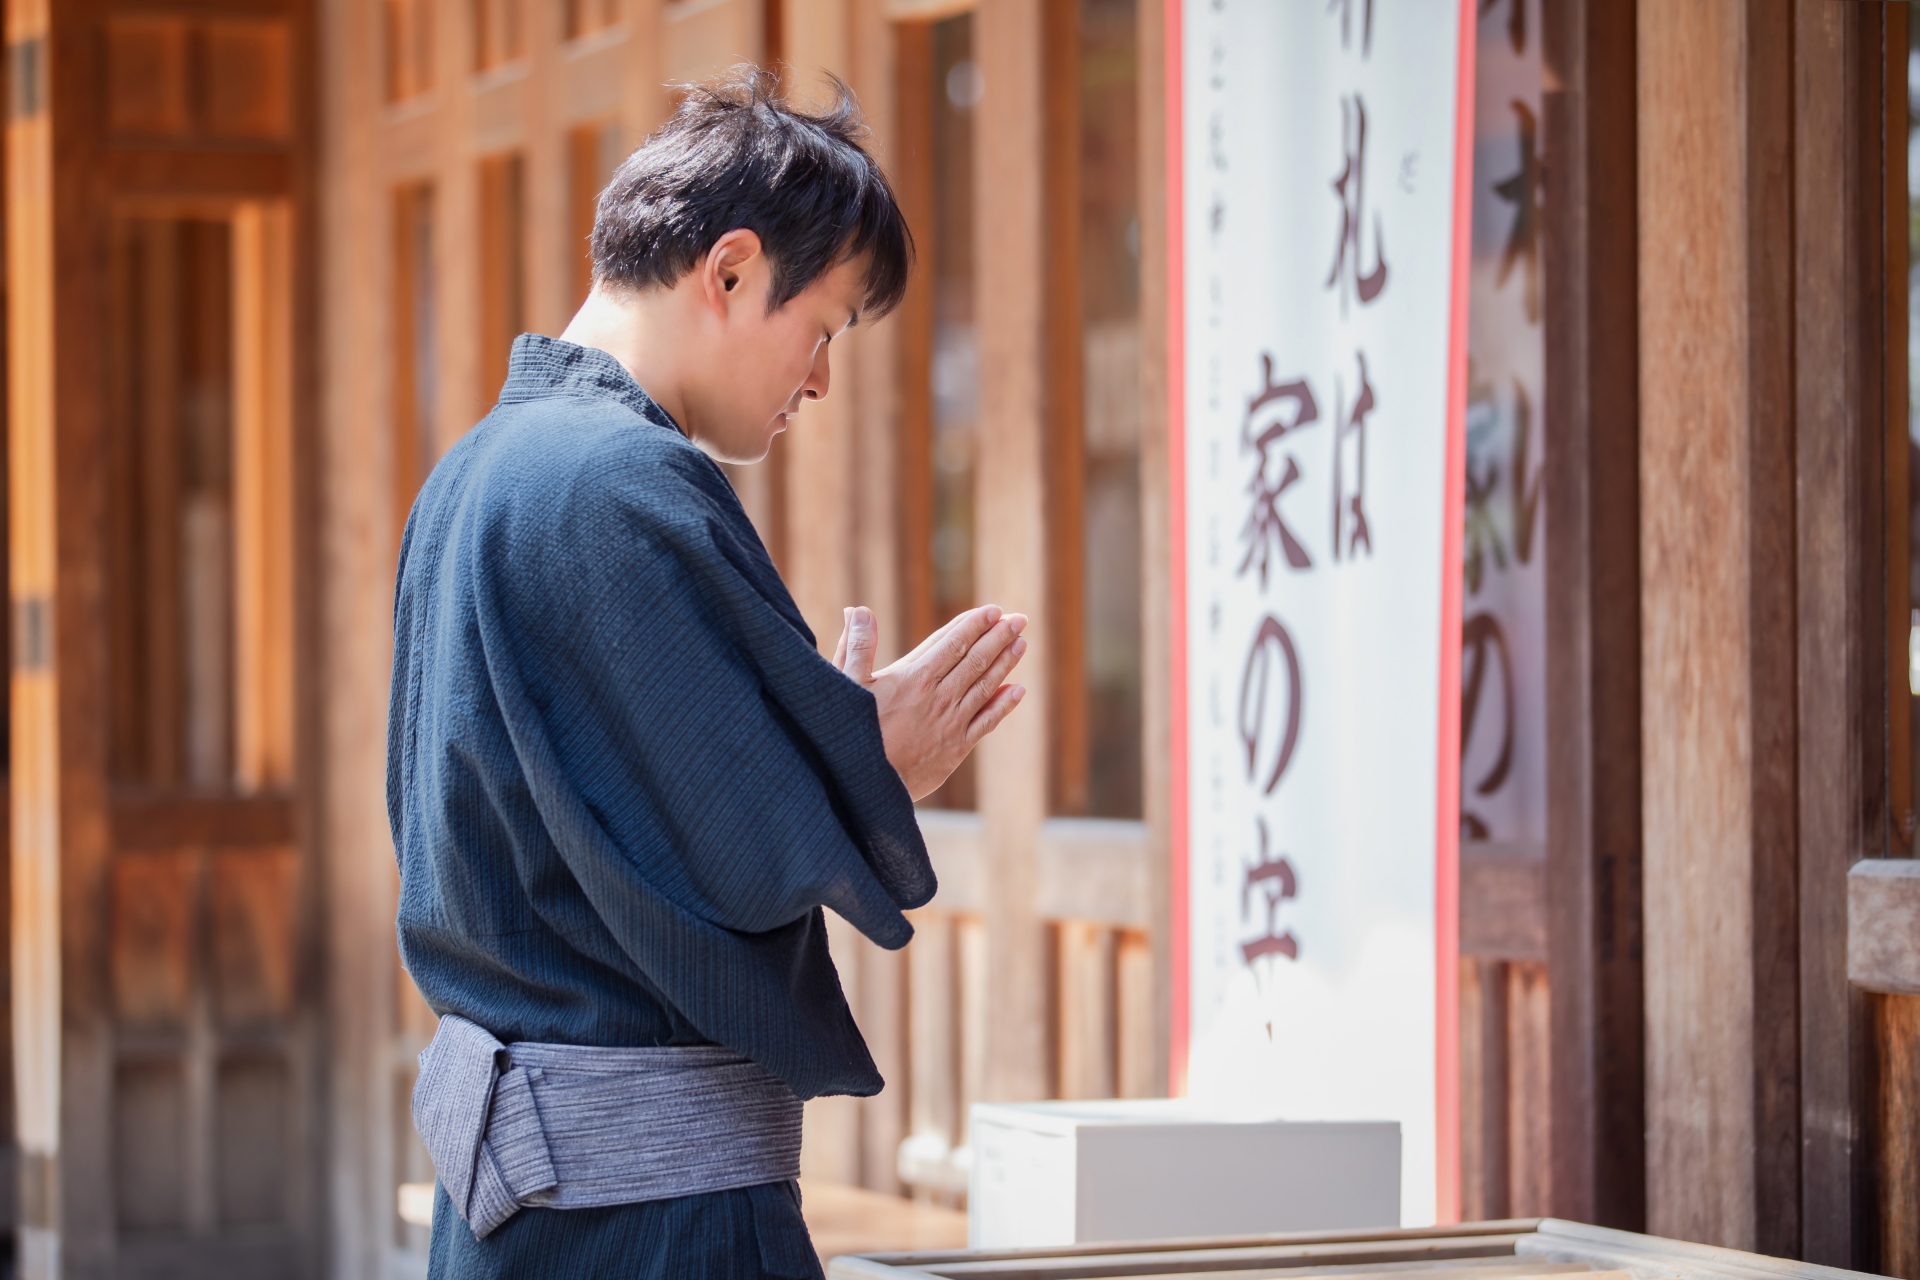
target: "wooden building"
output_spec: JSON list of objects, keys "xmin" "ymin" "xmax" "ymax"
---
[{"xmin": 5, "ymin": 0, "xmax": 1920, "ymax": 1277}]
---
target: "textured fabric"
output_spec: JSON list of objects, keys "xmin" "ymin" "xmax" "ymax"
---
[
  {"xmin": 415, "ymin": 1013, "xmax": 804, "ymax": 1239},
  {"xmin": 389, "ymin": 333, "xmax": 935, "ymax": 1106},
  {"xmin": 427, "ymin": 1179, "xmax": 825, "ymax": 1280}
]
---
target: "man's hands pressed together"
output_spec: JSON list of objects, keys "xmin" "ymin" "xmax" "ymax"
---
[{"xmin": 832, "ymin": 605, "xmax": 1028, "ymax": 801}]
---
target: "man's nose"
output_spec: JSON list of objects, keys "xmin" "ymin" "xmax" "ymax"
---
[{"xmin": 802, "ymin": 344, "xmax": 831, "ymax": 401}]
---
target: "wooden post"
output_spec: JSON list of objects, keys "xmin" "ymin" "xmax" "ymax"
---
[
  {"xmin": 232, "ymin": 202, "xmax": 296, "ymax": 794},
  {"xmin": 779, "ymin": 0, "xmax": 857, "ymax": 654},
  {"xmin": 1136, "ymin": 0, "xmax": 1171, "ymax": 1101},
  {"xmin": 317, "ymin": 0, "xmax": 394, "ymax": 1267},
  {"xmin": 6, "ymin": 0, "xmax": 61, "ymax": 1272},
  {"xmin": 1793, "ymin": 1, "xmax": 1884, "ymax": 1267},
  {"xmin": 1042, "ymin": 0, "xmax": 1086, "ymax": 818},
  {"xmin": 1637, "ymin": 0, "xmax": 1799, "ymax": 1254},
  {"xmin": 1541, "ymin": 0, "xmax": 1644, "ymax": 1234},
  {"xmin": 974, "ymin": 0, "xmax": 1050, "ymax": 1106},
  {"xmin": 849, "ymin": 0, "xmax": 910, "ymax": 1194}
]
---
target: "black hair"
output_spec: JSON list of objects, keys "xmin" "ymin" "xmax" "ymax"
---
[{"xmin": 591, "ymin": 66, "xmax": 913, "ymax": 320}]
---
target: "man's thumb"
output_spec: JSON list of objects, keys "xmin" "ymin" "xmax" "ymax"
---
[{"xmin": 843, "ymin": 606, "xmax": 878, "ymax": 683}]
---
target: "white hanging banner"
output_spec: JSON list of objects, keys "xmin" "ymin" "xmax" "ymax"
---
[{"xmin": 1167, "ymin": 0, "xmax": 1474, "ymax": 1227}]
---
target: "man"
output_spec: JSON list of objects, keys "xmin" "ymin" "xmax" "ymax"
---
[{"xmin": 389, "ymin": 69, "xmax": 1027, "ymax": 1278}]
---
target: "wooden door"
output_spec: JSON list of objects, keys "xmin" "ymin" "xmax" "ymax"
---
[{"xmin": 4, "ymin": 2, "xmax": 317, "ymax": 1277}]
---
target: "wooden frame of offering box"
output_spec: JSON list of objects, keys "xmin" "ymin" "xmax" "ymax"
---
[{"xmin": 826, "ymin": 1219, "xmax": 1879, "ymax": 1280}]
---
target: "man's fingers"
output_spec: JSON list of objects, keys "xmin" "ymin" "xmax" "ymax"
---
[
  {"xmin": 899, "ymin": 607, "xmax": 973, "ymax": 666},
  {"xmin": 939, "ymin": 613, "xmax": 1026, "ymax": 701},
  {"xmin": 965, "ymin": 684, "xmax": 1027, "ymax": 746},
  {"xmin": 833, "ymin": 609, "xmax": 850, "ymax": 669},
  {"xmin": 960, "ymin": 634, "xmax": 1027, "ymax": 718},
  {"xmin": 911, "ymin": 605, "xmax": 1003, "ymax": 674},
  {"xmin": 842, "ymin": 606, "xmax": 879, "ymax": 684}
]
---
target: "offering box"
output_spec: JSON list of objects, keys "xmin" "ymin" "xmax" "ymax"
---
[{"xmin": 966, "ymin": 1099, "xmax": 1401, "ymax": 1249}]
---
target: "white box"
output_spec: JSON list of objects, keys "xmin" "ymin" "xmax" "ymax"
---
[{"xmin": 967, "ymin": 1099, "xmax": 1400, "ymax": 1249}]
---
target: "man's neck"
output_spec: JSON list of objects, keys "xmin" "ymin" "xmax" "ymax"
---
[{"xmin": 558, "ymin": 284, "xmax": 695, "ymax": 432}]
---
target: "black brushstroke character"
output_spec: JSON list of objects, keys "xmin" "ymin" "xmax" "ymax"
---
[
  {"xmin": 1331, "ymin": 351, "xmax": 1377, "ymax": 562},
  {"xmin": 1237, "ymin": 615, "xmax": 1302, "ymax": 797},
  {"xmin": 1327, "ymin": 0, "xmax": 1373, "ymax": 56},
  {"xmin": 1479, "ymin": 0, "xmax": 1526, "ymax": 55},
  {"xmin": 1238, "ymin": 353, "xmax": 1320, "ymax": 585},
  {"xmin": 1510, "ymin": 378, "xmax": 1542, "ymax": 564},
  {"xmin": 1327, "ymin": 95, "xmax": 1389, "ymax": 312},
  {"xmin": 1241, "ymin": 817, "xmax": 1300, "ymax": 966},
  {"xmin": 1492, "ymin": 100, "xmax": 1543, "ymax": 324},
  {"xmin": 1459, "ymin": 610, "xmax": 1515, "ymax": 840}
]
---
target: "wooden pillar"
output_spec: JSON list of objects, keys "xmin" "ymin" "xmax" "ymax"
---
[
  {"xmin": 317, "ymin": 0, "xmax": 397, "ymax": 1270},
  {"xmin": 848, "ymin": 0, "xmax": 909, "ymax": 1194},
  {"xmin": 6, "ymin": 0, "xmax": 62, "ymax": 1273},
  {"xmin": 1793, "ymin": 1, "xmax": 1881, "ymax": 1268},
  {"xmin": 784, "ymin": 0, "xmax": 922, "ymax": 1191},
  {"xmin": 1541, "ymin": 0, "xmax": 1644, "ymax": 1235},
  {"xmin": 973, "ymin": 0, "xmax": 1050, "ymax": 1106},
  {"xmin": 783, "ymin": 0, "xmax": 858, "ymax": 1188},
  {"xmin": 1637, "ymin": 0, "xmax": 1799, "ymax": 1255},
  {"xmin": 1136, "ymin": 0, "xmax": 1172, "ymax": 1102},
  {"xmin": 780, "ymin": 0, "xmax": 857, "ymax": 655}
]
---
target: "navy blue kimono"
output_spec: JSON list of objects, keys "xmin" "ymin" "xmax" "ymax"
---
[{"xmin": 389, "ymin": 334, "xmax": 935, "ymax": 1278}]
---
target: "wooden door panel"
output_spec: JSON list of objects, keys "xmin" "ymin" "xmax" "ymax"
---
[
  {"xmin": 110, "ymin": 852, "xmax": 198, "ymax": 1027},
  {"xmin": 101, "ymin": 15, "xmax": 292, "ymax": 145},
  {"xmin": 208, "ymin": 846, "xmax": 298, "ymax": 1026},
  {"xmin": 113, "ymin": 1059, "xmax": 189, "ymax": 1233}
]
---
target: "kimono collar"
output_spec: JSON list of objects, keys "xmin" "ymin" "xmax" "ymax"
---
[{"xmin": 497, "ymin": 333, "xmax": 685, "ymax": 436}]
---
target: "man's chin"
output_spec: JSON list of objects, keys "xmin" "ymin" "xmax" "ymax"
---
[{"xmin": 692, "ymin": 418, "xmax": 786, "ymax": 466}]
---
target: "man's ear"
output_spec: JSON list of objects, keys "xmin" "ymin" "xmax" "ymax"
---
[{"xmin": 700, "ymin": 229, "xmax": 764, "ymax": 316}]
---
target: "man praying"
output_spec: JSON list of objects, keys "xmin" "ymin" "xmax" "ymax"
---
[{"xmin": 389, "ymin": 68, "xmax": 1027, "ymax": 1279}]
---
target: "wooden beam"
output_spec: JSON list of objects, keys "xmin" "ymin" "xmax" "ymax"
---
[
  {"xmin": 1637, "ymin": 0, "xmax": 1798, "ymax": 1253},
  {"xmin": 778, "ymin": 0, "xmax": 857, "ymax": 651},
  {"xmin": 232, "ymin": 200, "xmax": 296, "ymax": 794},
  {"xmin": 1043, "ymin": 0, "xmax": 1085, "ymax": 818},
  {"xmin": 893, "ymin": 19, "xmax": 937, "ymax": 649},
  {"xmin": 6, "ymin": 0, "xmax": 63, "ymax": 1270},
  {"xmin": 1795, "ymin": 2, "xmax": 1885, "ymax": 1266},
  {"xmin": 1460, "ymin": 846, "xmax": 1546, "ymax": 965},
  {"xmin": 1054, "ymin": 921, "xmax": 1114, "ymax": 1101},
  {"xmin": 317, "ymin": 0, "xmax": 409, "ymax": 1268},
  {"xmin": 973, "ymin": 0, "xmax": 1050, "ymax": 1104},
  {"xmin": 1135, "ymin": 0, "xmax": 1170, "ymax": 1102},
  {"xmin": 1541, "ymin": 0, "xmax": 1643, "ymax": 1232},
  {"xmin": 1876, "ymin": 992, "xmax": 1920, "ymax": 1280},
  {"xmin": 1507, "ymin": 962, "xmax": 1551, "ymax": 1218},
  {"xmin": 921, "ymin": 812, "xmax": 1151, "ymax": 929},
  {"xmin": 848, "ymin": 0, "xmax": 908, "ymax": 1194},
  {"xmin": 1034, "ymin": 818, "xmax": 1148, "ymax": 930}
]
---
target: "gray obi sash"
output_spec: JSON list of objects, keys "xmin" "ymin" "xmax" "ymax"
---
[{"xmin": 411, "ymin": 1015, "xmax": 804, "ymax": 1239}]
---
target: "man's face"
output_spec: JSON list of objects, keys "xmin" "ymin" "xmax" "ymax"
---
[{"xmin": 687, "ymin": 247, "xmax": 868, "ymax": 464}]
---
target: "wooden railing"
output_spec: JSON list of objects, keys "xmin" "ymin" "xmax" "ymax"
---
[
  {"xmin": 888, "ymin": 811, "xmax": 1156, "ymax": 1199},
  {"xmin": 1458, "ymin": 839, "xmax": 1550, "ymax": 1220}
]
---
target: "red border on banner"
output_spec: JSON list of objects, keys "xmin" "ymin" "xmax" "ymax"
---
[
  {"xmin": 1433, "ymin": 0, "xmax": 1477, "ymax": 1227},
  {"xmin": 1165, "ymin": 0, "xmax": 1190, "ymax": 1101}
]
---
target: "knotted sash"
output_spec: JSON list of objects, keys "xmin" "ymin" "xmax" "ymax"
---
[{"xmin": 412, "ymin": 1015, "xmax": 804, "ymax": 1239}]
